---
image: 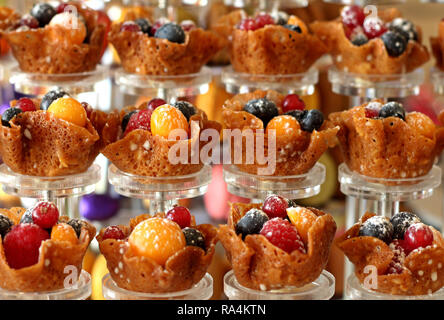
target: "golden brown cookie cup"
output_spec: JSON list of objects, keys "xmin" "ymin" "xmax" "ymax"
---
[
  {"xmin": 97, "ymin": 213, "xmax": 218, "ymax": 293},
  {"xmin": 328, "ymin": 102, "xmax": 444, "ymax": 181},
  {"xmin": 0, "ymin": 7, "xmax": 19, "ymax": 32},
  {"xmin": 431, "ymin": 20, "xmax": 444, "ymax": 72},
  {"xmin": 337, "ymin": 212, "xmax": 444, "ymax": 295},
  {"xmin": 0, "ymin": 209, "xmax": 96, "ymax": 292},
  {"xmin": 218, "ymin": 203, "xmax": 337, "ymax": 290},
  {"xmin": 222, "ymin": 90, "xmax": 338, "ymax": 176},
  {"xmin": 4, "ymin": 3, "xmax": 105, "ymax": 74},
  {"xmin": 310, "ymin": 9, "xmax": 430, "ymax": 75},
  {"xmin": 101, "ymin": 105, "xmax": 221, "ymax": 177},
  {"xmin": 109, "ymin": 23, "xmax": 226, "ymax": 75}
]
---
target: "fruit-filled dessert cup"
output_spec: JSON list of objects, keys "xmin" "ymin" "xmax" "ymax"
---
[
  {"xmin": 0, "ymin": 201, "xmax": 95, "ymax": 299},
  {"xmin": 97, "ymin": 206, "xmax": 217, "ymax": 299}
]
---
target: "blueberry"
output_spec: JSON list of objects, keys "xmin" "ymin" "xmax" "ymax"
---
[
  {"xmin": 283, "ymin": 24, "xmax": 302, "ymax": 33},
  {"xmin": 135, "ymin": 18, "xmax": 151, "ymax": 35},
  {"xmin": 121, "ymin": 110, "xmax": 138, "ymax": 132},
  {"xmin": 299, "ymin": 109, "xmax": 324, "ymax": 132},
  {"xmin": 351, "ymin": 33, "xmax": 368, "ymax": 46},
  {"xmin": 378, "ymin": 101, "xmax": 405, "ymax": 120},
  {"xmin": 381, "ymin": 31, "xmax": 407, "ymax": 57},
  {"xmin": 67, "ymin": 219, "xmax": 84, "ymax": 238},
  {"xmin": 173, "ymin": 101, "xmax": 196, "ymax": 122},
  {"xmin": 243, "ymin": 98, "xmax": 279, "ymax": 127},
  {"xmin": 2, "ymin": 108, "xmax": 22, "ymax": 127},
  {"xmin": 359, "ymin": 216, "xmax": 394, "ymax": 244},
  {"xmin": 0, "ymin": 214, "xmax": 13, "ymax": 238},
  {"xmin": 154, "ymin": 23, "xmax": 186, "ymax": 44},
  {"xmin": 20, "ymin": 208, "xmax": 34, "ymax": 224},
  {"xmin": 30, "ymin": 3, "xmax": 57, "ymax": 28},
  {"xmin": 235, "ymin": 208, "xmax": 269, "ymax": 239},
  {"xmin": 40, "ymin": 89, "xmax": 70, "ymax": 110},
  {"xmin": 183, "ymin": 227, "xmax": 206, "ymax": 250},
  {"xmin": 390, "ymin": 212, "xmax": 420, "ymax": 239},
  {"xmin": 388, "ymin": 18, "xmax": 417, "ymax": 42}
]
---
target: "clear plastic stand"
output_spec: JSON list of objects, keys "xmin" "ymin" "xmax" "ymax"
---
[
  {"xmin": 0, "ymin": 270, "xmax": 91, "ymax": 300},
  {"xmin": 0, "ymin": 164, "xmax": 101, "ymax": 218},
  {"xmin": 223, "ymin": 163, "xmax": 325, "ymax": 201},
  {"xmin": 345, "ymin": 274, "xmax": 444, "ymax": 300},
  {"xmin": 224, "ymin": 270, "xmax": 335, "ymax": 300},
  {"xmin": 328, "ymin": 66, "xmax": 424, "ymax": 99},
  {"xmin": 108, "ymin": 164, "xmax": 212, "ymax": 214},
  {"xmin": 114, "ymin": 67, "xmax": 212, "ymax": 102},
  {"xmin": 9, "ymin": 65, "xmax": 109, "ymax": 96},
  {"xmin": 102, "ymin": 273, "xmax": 213, "ymax": 300},
  {"xmin": 431, "ymin": 67, "xmax": 444, "ymax": 96},
  {"xmin": 221, "ymin": 66, "xmax": 318, "ymax": 96}
]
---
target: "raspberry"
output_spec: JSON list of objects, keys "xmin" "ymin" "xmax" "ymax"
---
[
  {"xmin": 387, "ymin": 239, "xmax": 406, "ymax": 274},
  {"xmin": 16, "ymin": 98, "xmax": 36, "ymax": 112},
  {"xmin": 260, "ymin": 218, "xmax": 306, "ymax": 254},
  {"xmin": 124, "ymin": 109, "xmax": 153, "ymax": 136},
  {"xmin": 102, "ymin": 226, "xmax": 126, "ymax": 240},
  {"xmin": 365, "ymin": 107, "xmax": 379, "ymax": 118},
  {"xmin": 238, "ymin": 18, "xmax": 258, "ymax": 31},
  {"xmin": 262, "ymin": 195, "xmax": 288, "ymax": 219},
  {"xmin": 282, "ymin": 94, "xmax": 305, "ymax": 113},
  {"xmin": 120, "ymin": 21, "xmax": 141, "ymax": 32},
  {"xmin": 341, "ymin": 5, "xmax": 365, "ymax": 29},
  {"xmin": 146, "ymin": 98, "xmax": 166, "ymax": 112},
  {"xmin": 166, "ymin": 206, "xmax": 191, "ymax": 229},
  {"xmin": 255, "ymin": 14, "xmax": 275, "ymax": 29},
  {"xmin": 403, "ymin": 223, "xmax": 434, "ymax": 254},
  {"xmin": 4, "ymin": 224, "xmax": 50, "ymax": 269},
  {"xmin": 19, "ymin": 15, "xmax": 39, "ymax": 29},
  {"xmin": 363, "ymin": 17, "xmax": 387, "ymax": 39},
  {"xmin": 32, "ymin": 201, "xmax": 59, "ymax": 229}
]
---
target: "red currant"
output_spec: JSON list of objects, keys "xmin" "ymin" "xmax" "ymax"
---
[
  {"xmin": 403, "ymin": 223, "xmax": 434, "ymax": 254},
  {"xmin": 32, "ymin": 201, "xmax": 59, "ymax": 229},
  {"xmin": 262, "ymin": 195, "xmax": 288, "ymax": 219},
  {"xmin": 180, "ymin": 20, "xmax": 196, "ymax": 32},
  {"xmin": 150, "ymin": 20, "xmax": 166, "ymax": 36},
  {"xmin": 282, "ymin": 94, "xmax": 305, "ymax": 113},
  {"xmin": 166, "ymin": 206, "xmax": 191, "ymax": 229},
  {"xmin": 123, "ymin": 109, "xmax": 153, "ymax": 136},
  {"xmin": 255, "ymin": 14, "xmax": 275, "ymax": 29},
  {"xmin": 146, "ymin": 98, "xmax": 166, "ymax": 112},
  {"xmin": 341, "ymin": 5, "xmax": 365, "ymax": 29},
  {"xmin": 121, "ymin": 21, "xmax": 141, "ymax": 32},
  {"xmin": 81, "ymin": 102, "xmax": 93, "ymax": 119},
  {"xmin": 238, "ymin": 18, "xmax": 258, "ymax": 31},
  {"xmin": 19, "ymin": 15, "xmax": 39, "ymax": 29},
  {"xmin": 4, "ymin": 224, "xmax": 50, "ymax": 269},
  {"xmin": 56, "ymin": 3, "xmax": 70, "ymax": 14},
  {"xmin": 16, "ymin": 98, "xmax": 36, "ymax": 112},
  {"xmin": 260, "ymin": 218, "xmax": 306, "ymax": 254},
  {"xmin": 363, "ymin": 17, "xmax": 387, "ymax": 39},
  {"xmin": 102, "ymin": 226, "xmax": 126, "ymax": 240}
]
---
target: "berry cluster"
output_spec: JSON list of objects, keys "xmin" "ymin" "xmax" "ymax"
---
[
  {"xmin": 235, "ymin": 195, "xmax": 313, "ymax": 254},
  {"xmin": 1, "ymin": 201, "xmax": 84, "ymax": 269},
  {"xmin": 358, "ymin": 212, "xmax": 434, "ymax": 274},
  {"xmin": 341, "ymin": 5, "xmax": 417, "ymax": 57},
  {"xmin": 2, "ymin": 89, "xmax": 92, "ymax": 128},
  {"xmin": 121, "ymin": 98, "xmax": 195, "ymax": 139},
  {"xmin": 364, "ymin": 101, "xmax": 406, "ymax": 121},
  {"xmin": 242, "ymin": 94, "xmax": 324, "ymax": 133},
  {"xmin": 121, "ymin": 18, "xmax": 195, "ymax": 44},
  {"xmin": 237, "ymin": 12, "xmax": 302, "ymax": 34}
]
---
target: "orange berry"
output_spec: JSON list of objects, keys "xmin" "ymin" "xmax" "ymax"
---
[
  {"xmin": 47, "ymin": 97, "xmax": 87, "ymax": 127},
  {"xmin": 51, "ymin": 223, "xmax": 78, "ymax": 245},
  {"xmin": 266, "ymin": 115, "xmax": 300, "ymax": 136},
  {"xmin": 128, "ymin": 217, "xmax": 186, "ymax": 265},
  {"xmin": 49, "ymin": 12, "xmax": 87, "ymax": 45},
  {"xmin": 286, "ymin": 206, "xmax": 317, "ymax": 243},
  {"xmin": 150, "ymin": 104, "xmax": 189, "ymax": 139}
]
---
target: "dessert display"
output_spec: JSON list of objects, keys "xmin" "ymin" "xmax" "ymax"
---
[
  {"xmin": 213, "ymin": 10, "xmax": 327, "ymax": 74},
  {"xmin": 0, "ymin": 201, "xmax": 95, "ymax": 292},
  {"xmin": 328, "ymin": 100, "xmax": 444, "ymax": 180},
  {"xmin": 218, "ymin": 195, "xmax": 337, "ymax": 290},
  {"xmin": 337, "ymin": 211, "xmax": 444, "ymax": 295},
  {"xmin": 109, "ymin": 17, "xmax": 226, "ymax": 75},
  {"xmin": 101, "ymin": 98, "xmax": 221, "ymax": 177},
  {"xmin": 2, "ymin": 1, "xmax": 109, "ymax": 74},
  {"xmin": 0, "ymin": 90, "xmax": 109, "ymax": 176},
  {"xmin": 311, "ymin": 6, "xmax": 430, "ymax": 74},
  {"xmin": 222, "ymin": 90, "xmax": 339, "ymax": 176},
  {"xmin": 430, "ymin": 19, "xmax": 444, "ymax": 72},
  {"xmin": 96, "ymin": 206, "xmax": 218, "ymax": 293}
]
